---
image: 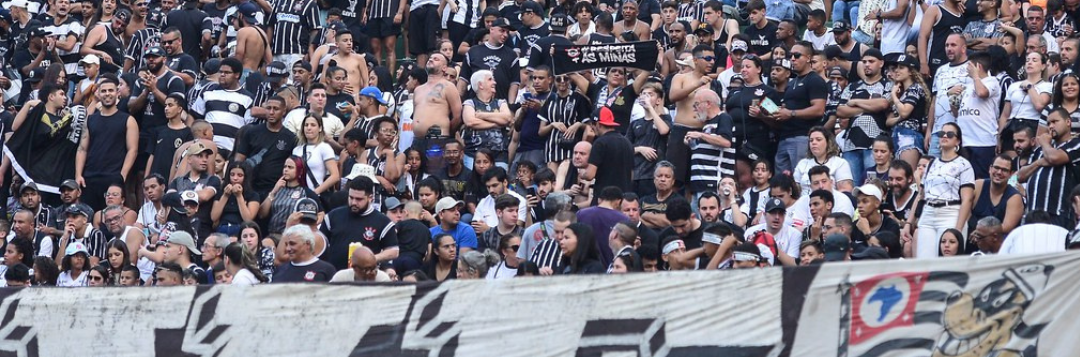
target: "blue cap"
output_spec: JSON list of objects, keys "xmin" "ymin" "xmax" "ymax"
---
[
  {"xmin": 239, "ymin": 2, "xmax": 260, "ymax": 24},
  {"xmin": 359, "ymin": 86, "xmax": 387, "ymax": 105}
]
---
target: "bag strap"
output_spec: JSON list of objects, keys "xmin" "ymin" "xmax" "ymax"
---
[{"xmin": 303, "ymin": 144, "xmax": 319, "ymax": 188}]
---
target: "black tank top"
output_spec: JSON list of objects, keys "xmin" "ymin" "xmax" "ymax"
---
[
  {"xmin": 929, "ymin": 5, "xmax": 965, "ymax": 68},
  {"xmin": 93, "ymin": 23, "xmax": 123, "ymax": 74},
  {"xmin": 84, "ymin": 110, "xmax": 129, "ymax": 177},
  {"xmin": 968, "ymin": 182, "xmax": 1018, "ymax": 234}
]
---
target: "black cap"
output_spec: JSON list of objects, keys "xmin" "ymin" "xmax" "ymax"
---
[
  {"xmin": 824, "ymin": 45, "xmax": 844, "ymax": 60},
  {"xmin": 832, "ymin": 21, "xmax": 852, "ymax": 32},
  {"xmin": 694, "ymin": 22, "xmax": 713, "ymax": 34},
  {"xmin": 295, "ymin": 197, "xmax": 319, "ymax": 222},
  {"xmin": 491, "ymin": 17, "xmax": 514, "ymax": 29},
  {"xmin": 772, "ymin": 58, "xmax": 793, "ymax": 71},
  {"xmin": 19, "ymin": 182, "xmax": 38, "ymax": 193},
  {"xmin": 266, "ymin": 61, "xmax": 288, "ymax": 79},
  {"xmin": 145, "ymin": 46, "xmax": 166, "ymax": 58},
  {"xmin": 764, "ymin": 197, "xmax": 786, "ymax": 213},
  {"xmin": 549, "ymin": 13, "xmax": 569, "ymax": 32},
  {"xmin": 852, "ymin": 246, "xmax": 890, "ymax": 260},
  {"xmin": 60, "ymin": 179, "xmax": 80, "ymax": 190},
  {"xmin": 888, "ymin": 53, "xmax": 920, "ymax": 69},
  {"xmin": 203, "ymin": 58, "xmax": 222, "ymax": 75},
  {"xmin": 862, "ymin": 48, "xmax": 885, "ymax": 61},
  {"xmin": 146, "ymin": 9, "xmax": 166, "ymax": 28},
  {"xmin": 65, "ymin": 203, "xmax": 93, "ymax": 218},
  {"xmin": 520, "ymin": 1, "xmax": 544, "ymax": 15},
  {"xmin": 25, "ymin": 67, "xmax": 46, "ymax": 83},
  {"xmin": 29, "ymin": 27, "xmax": 47, "ymax": 38},
  {"xmin": 293, "ymin": 61, "xmax": 313, "ymax": 72},
  {"xmin": 161, "ymin": 191, "xmax": 188, "ymax": 215}
]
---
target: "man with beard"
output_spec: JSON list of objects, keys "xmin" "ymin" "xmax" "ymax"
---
[
  {"xmin": 686, "ymin": 89, "xmax": 734, "ymax": 197},
  {"xmin": 283, "ymin": 83, "xmax": 345, "ymax": 149},
  {"xmin": 850, "ymin": 183, "xmax": 900, "ymax": 246},
  {"xmin": 1025, "ymin": 6, "xmax": 1061, "ymax": 55},
  {"xmin": 192, "ymin": 57, "xmax": 254, "ymax": 151},
  {"xmin": 928, "ymin": 33, "xmax": 970, "ymax": 157},
  {"xmin": 436, "ymin": 141, "xmax": 471, "ymax": 201},
  {"xmin": 557, "ymin": 141, "xmax": 593, "ymax": 207},
  {"xmin": 412, "ymin": 53, "xmax": 462, "ymax": 146},
  {"xmin": 836, "ymin": 49, "xmax": 893, "ymax": 184},
  {"xmin": 776, "ymin": 20, "xmax": 798, "ymax": 51},
  {"xmin": 160, "ymin": 27, "xmax": 198, "ymax": 88},
  {"xmin": 9, "ymin": 209, "xmax": 52, "ymax": 257},
  {"xmin": 131, "ymin": 46, "xmax": 186, "ymax": 173},
  {"xmin": 667, "ymin": 45, "xmax": 713, "ymax": 189},
  {"xmin": 1019, "ymin": 108, "xmax": 1080, "ymax": 228},
  {"xmin": 102, "ymin": 205, "xmax": 148, "ymax": 270},
  {"xmin": 659, "ymin": 21, "xmax": 690, "ymax": 77},
  {"xmin": 744, "ymin": 198, "xmax": 801, "ymax": 260},
  {"xmin": 15, "ymin": 183, "xmax": 52, "ymax": 228},
  {"xmin": 1013, "ymin": 125, "xmax": 1037, "ymax": 167},
  {"xmin": 613, "ymin": 0, "xmax": 652, "ymax": 40},
  {"xmin": 830, "ymin": 22, "xmax": 868, "ymax": 83},
  {"xmin": 883, "ymin": 160, "xmax": 918, "ymax": 223},
  {"xmin": 917, "ymin": 0, "xmax": 967, "ymax": 77},
  {"xmin": 770, "ymin": 42, "xmax": 828, "ymax": 175},
  {"xmin": 320, "ymin": 176, "xmax": 399, "ymax": 270},
  {"xmin": 74, "ymin": 76, "xmax": 139, "ymax": 212},
  {"xmin": 233, "ymin": 2, "xmax": 271, "ymax": 78},
  {"xmin": 124, "ymin": 0, "xmax": 150, "ymax": 41},
  {"xmin": 234, "ymin": 96, "xmax": 297, "ymax": 199},
  {"xmin": 969, "ymin": 154, "xmax": 1024, "ymax": 235},
  {"xmin": 145, "ymin": 94, "xmax": 194, "ymax": 179},
  {"xmin": 54, "ymin": 203, "xmax": 106, "ymax": 266}
]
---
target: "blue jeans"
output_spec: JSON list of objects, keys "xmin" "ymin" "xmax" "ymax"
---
[
  {"xmin": 928, "ymin": 133, "xmax": 942, "ymax": 158},
  {"xmin": 775, "ymin": 136, "xmax": 809, "ymax": 175},
  {"xmin": 892, "ymin": 127, "xmax": 924, "ymax": 156},
  {"xmin": 843, "ymin": 149, "xmax": 875, "ymax": 185},
  {"xmin": 832, "ymin": 0, "xmax": 860, "ymax": 27},
  {"xmin": 853, "ymin": 29, "xmax": 874, "ymax": 46}
]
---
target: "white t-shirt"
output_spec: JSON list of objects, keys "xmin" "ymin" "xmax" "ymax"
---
[
  {"xmin": 398, "ymin": 98, "xmax": 415, "ymax": 152},
  {"xmin": 485, "ymin": 261, "xmax": 517, "ymax": 279},
  {"xmin": 1001, "ymin": 223, "xmax": 1067, "ymax": 255},
  {"xmin": 794, "ymin": 190, "xmax": 856, "ymax": 218},
  {"xmin": 292, "ymin": 142, "xmax": 339, "ymax": 192},
  {"xmin": 1005, "ymin": 80, "xmax": 1053, "ymax": 122},
  {"xmin": 57, "ymin": 270, "xmax": 88, "ymax": 287},
  {"xmin": 880, "ymin": 0, "xmax": 911, "ymax": 55},
  {"xmin": 922, "ymin": 156, "xmax": 976, "ymax": 202},
  {"xmin": 957, "ymin": 76, "xmax": 1002, "ymax": 147},
  {"xmin": 329, "ymin": 268, "xmax": 392, "ymax": 282},
  {"xmin": 932, "ymin": 62, "xmax": 972, "ymax": 132},
  {"xmin": 475, "ymin": 190, "xmax": 528, "ymax": 227},
  {"xmin": 791, "ymin": 156, "xmax": 854, "ymax": 194},
  {"xmin": 283, "ymin": 108, "xmax": 346, "ymax": 139},
  {"xmin": 231, "ymin": 268, "xmax": 263, "ymax": 285},
  {"xmin": 802, "ymin": 28, "xmax": 837, "ymax": 51},
  {"xmin": 743, "ymin": 223, "xmax": 802, "ymax": 259}
]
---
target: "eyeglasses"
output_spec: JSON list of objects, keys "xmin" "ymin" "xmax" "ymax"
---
[
  {"xmin": 990, "ymin": 165, "xmax": 1012, "ymax": 172},
  {"xmin": 104, "ymin": 215, "xmax": 123, "ymax": 224},
  {"xmin": 134, "ymin": 1, "xmax": 148, "ymax": 6},
  {"xmin": 510, "ymin": 245, "xmax": 520, "ymax": 252},
  {"xmin": 937, "ymin": 131, "xmax": 958, "ymax": 138}
]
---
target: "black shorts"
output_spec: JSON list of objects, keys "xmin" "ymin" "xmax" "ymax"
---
[
  {"xmin": 408, "ymin": 5, "xmax": 440, "ymax": 55},
  {"xmin": 365, "ymin": 17, "xmax": 401, "ymax": 39}
]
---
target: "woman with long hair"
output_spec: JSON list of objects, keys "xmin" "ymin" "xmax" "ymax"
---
[
  {"xmin": 238, "ymin": 222, "xmax": 276, "ymax": 280},
  {"xmin": 1000, "ymin": 52, "xmax": 1052, "ymax": 152},
  {"xmin": 101, "ymin": 239, "xmax": 132, "ymax": 285},
  {"xmin": 292, "ymin": 115, "xmax": 341, "ymax": 196},
  {"xmin": 938, "ymin": 229, "xmax": 964, "ymax": 257},
  {"xmin": 463, "ymin": 148, "xmax": 496, "ymax": 210},
  {"xmin": 1, "ymin": 238, "xmax": 34, "ymax": 286},
  {"xmin": 33, "ymin": 257, "xmax": 59, "ymax": 287},
  {"xmin": 865, "ymin": 135, "xmax": 896, "ymax": 184},
  {"xmin": 486, "ymin": 234, "xmax": 522, "ymax": 279},
  {"xmin": 396, "ymin": 147, "xmax": 430, "ymax": 200},
  {"xmin": 368, "ymin": 66, "xmax": 398, "ymax": 116},
  {"xmin": 211, "ymin": 162, "xmax": 261, "ymax": 236},
  {"xmin": 868, "ymin": 231, "xmax": 904, "ymax": 259},
  {"xmin": 423, "ymin": 234, "xmax": 458, "ymax": 281},
  {"xmin": 58, "ymin": 244, "xmax": 93, "ymax": 287},
  {"xmin": 798, "ymin": 240, "xmax": 824, "ymax": 265},
  {"xmin": 886, "ymin": 55, "xmax": 929, "ymax": 168},
  {"xmin": 729, "ymin": 55, "xmax": 781, "ymax": 185},
  {"xmin": 905, "ymin": 122, "xmax": 975, "ymax": 259},
  {"xmin": 555, "ymin": 223, "xmax": 604, "ymax": 274},
  {"xmin": 87, "ymin": 265, "xmax": 111, "ymax": 287},
  {"xmin": 792, "ymin": 126, "xmax": 855, "ymax": 193},
  {"xmin": 359, "ymin": 117, "xmax": 405, "ymax": 210},
  {"xmin": 457, "ymin": 250, "xmax": 500, "ymax": 279},
  {"xmin": 1044, "ymin": 72, "xmax": 1080, "ymax": 135},
  {"xmin": 568, "ymin": 2, "xmax": 596, "ymax": 39},
  {"xmin": 259, "ymin": 156, "xmax": 322, "ymax": 234},
  {"xmin": 224, "ymin": 242, "xmax": 269, "ymax": 285}
]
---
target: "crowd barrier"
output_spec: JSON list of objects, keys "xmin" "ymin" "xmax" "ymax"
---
[{"xmin": 1, "ymin": 252, "xmax": 1077, "ymax": 356}]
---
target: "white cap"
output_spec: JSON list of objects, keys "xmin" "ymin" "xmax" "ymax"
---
[
  {"xmin": 344, "ymin": 163, "xmax": 378, "ymax": 182},
  {"xmin": 2, "ymin": 0, "xmax": 35, "ymax": 12},
  {"xmin": 80, "ymin": 54, "xmax": 101, "ymax": 65},
  {"xmin": 434, "ymin": 197, "xmax": 464, "ymax": 213},
  {"xmin": 855, "ymin": 183, "xmax": 884, "ymax": 201}
]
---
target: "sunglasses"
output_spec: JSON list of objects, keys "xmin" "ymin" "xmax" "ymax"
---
[
  {"xmin": 937, "ymin": 131, "xmax": 958, "ymax": 138},
  {"xmin": 791, "ymin": 52, "xmax": 803, "ymax": 59},
  {"xmin": 90, "ymin": 275, "xmax": 104, "ymax": 281},
  {"xmin": 510, "ymin": 245, "xmax": 520, "ymax": 252},
  {"xmin": 555, "ymin": 76, "xmax": 568, "ymax": 82},
  {"xmin": 696, "ymin": 55, "xmax": 716, "ymax": 61}
]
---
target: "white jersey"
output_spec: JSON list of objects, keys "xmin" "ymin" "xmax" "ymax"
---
[
  {"xmin": 932, "ymin": 61, "xmax": 971, "ymax": 132},
  {"xmin": 956, "ymin": 76, "xmax": 1002, "ymax": 147}
]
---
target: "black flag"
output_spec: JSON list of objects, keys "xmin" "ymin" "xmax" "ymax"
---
[
  {"xmin": 553, "ymin": 41, "xmax": 659, "ymax": 75},
  {"xmin": 3, "ymin": 103, "xmax": 84, "ymax": 198}
]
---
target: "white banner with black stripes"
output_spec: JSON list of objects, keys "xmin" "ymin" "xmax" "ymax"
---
[{"xmin": 0, "ymin": 253, "xmax": 1077, "ymax": 356}]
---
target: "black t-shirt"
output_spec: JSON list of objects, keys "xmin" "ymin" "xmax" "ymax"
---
[
  {"xmin": 850, "ymin": 216, "xmax": 901, "ymax": 246},
  {"xmin": 461, "ymin": 43, "xmax": 520, "ymax": 101},
  {"xmin": 435, "ymin": 167, "xmax": 472, "ymax": 201},
  {"xmin": 396, "ymin": 219, "xmax": 432, "ymax": 261},
  {"xmin": 326, "ymin": 92, "xmax": 355, "ymax": 121},
  {"xmin": 777, "ymin": 72, "xmax": 829, "ymax": 139},
  {"xmin": 201, "ymin": 3, "xmax": 230, "ymax": 41},
  {"xmin": 272, "ymin": 259, "xmax": 338, "ymax": 283},
  {"xmin": 145, "ymin": 125, "xmax": 194, "ymax": 178},
  {"xmin": 588, "ymin": 131, "xmax": 634, "ymax": 194},
  {"xmin": 627, "ymin": 114, "xmax": 673, "ymax": 181},
  {"xmin": 166, "ymin": 53, "xmax": 199, "ymax": 81},
  {"xmin": 212, "ymin": 188, "xmax": 261, "ymax": 226},
  {"xmin": 319, "ymin": 206, "xmax": 399, "ymax": 270},
  {"xmin": 526, "ymin": 34, "xmax": 572, "ymax": 71},
  {"xmin": 587, "ymin": 81, "xmax": 640, "ymax": 134},
  {"xmin": 233, "ymin": 124, "xmax": 298, "ymax": 197},
  {"xmin": 743, "ymin": 21, "xmax": 779, "ymax": 56},
  {"xmin": 133, "ymin": 71, "xmax": 186, "ymax": 135},
  {"xmin": 641, "ymin": 193, "xmax": 676, "ymax": 217},
  {"xmin": 725, "ymin": 84, "xmax": 781, "ymax": 149},
  {"xmin": 517, "ymin": 24, "xmax": 550, "ymax": 57},
  {"xmin": 166, "ymin": 7, "xmax": 212, "ymax": 63}
]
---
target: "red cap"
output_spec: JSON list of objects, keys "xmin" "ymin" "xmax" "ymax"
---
[{"xmin": 597, "ymin": 106, "xmax": 619, "ymax": 127}]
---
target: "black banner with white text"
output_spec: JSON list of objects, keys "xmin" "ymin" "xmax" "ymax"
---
[{"xmin": 553, "ymin": 41, "xmax": 659, "ymax": 75}]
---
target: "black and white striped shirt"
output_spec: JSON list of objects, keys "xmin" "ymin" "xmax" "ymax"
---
[
  {"xmin": 538, "ymin": 91, "xmax": 591, "ymax": 163},
  {"xmin": 689, "ymin": 114, "xmax": 734, "ymax": 193},
  {"xmin": 1026, "ymin": 136, "xmax": 1080, "ymax": 215},
  {"xmin": 43, "ymin": 17, "xmax": 85, "ymax": 75},
  {"xmin": 268, "ymin": 0, "xmax": 321, "ymax": 55},
  {"xmin": 530, "ymin": 236, "xmax": 563, "ymax": 270},
  {"xmin": 125, "ymin": 28, "xmax": 162, "ymax": 74},
  {"xmin": 367, "ymin": 0, "xmax": 397, "ymax": 19},
  {"xmin": 192, "ymin": 83, "xmax": 255, "ymax": 151}
]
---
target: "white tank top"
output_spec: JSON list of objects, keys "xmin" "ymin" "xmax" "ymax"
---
[{"xmin": 121, "ymin": 226, "xmax": 156, "ymax": 283}]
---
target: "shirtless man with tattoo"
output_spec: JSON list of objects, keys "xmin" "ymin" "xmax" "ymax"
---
[
  {"xmin": 412, "ymin": 52, "xmax": 463, "ymax": 147},
  {"xmin": 324, "ymin": 29, "xmax": 370, "ymax": 94},
  {"xmin": 666, "ymin": 44, "xmax": 714, "ymax": 187}
]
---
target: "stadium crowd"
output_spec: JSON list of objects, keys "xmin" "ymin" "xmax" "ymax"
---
[{"xmin": 0, "ymin": 0, "xmax": 1077, "ymax": 287}]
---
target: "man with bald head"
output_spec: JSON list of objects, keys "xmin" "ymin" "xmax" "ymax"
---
[
  {"xmin": 685, "ymin": 89, "xmax": 734, "ymax": 200},
  {"xmin": 330, "ymin": 246, "xmax": 392, "ymax": 282},
  {"xmin": 412, "ymin": 52, "xmax": 464, "ymax": 149},
  {"xmin": 558, "ymin": 141, "xmax": 593, "ymax": 207}
]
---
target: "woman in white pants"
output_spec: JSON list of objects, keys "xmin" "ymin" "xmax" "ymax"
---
[{"xmin": 903, "ymin": 122, "xmax": 975, "ymax": 258}]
